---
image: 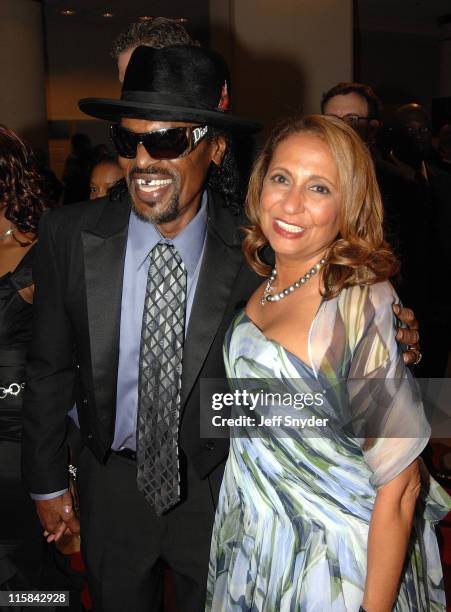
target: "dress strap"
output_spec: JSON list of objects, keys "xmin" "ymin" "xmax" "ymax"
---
[{"xmin": 8, "ymin": 244, "xmax": 36, "ymax": 290}]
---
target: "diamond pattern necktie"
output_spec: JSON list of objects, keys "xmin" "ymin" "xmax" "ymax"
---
[{"xmin": 136, "ymin": 242, "xmax": 187, "ymax": 515}]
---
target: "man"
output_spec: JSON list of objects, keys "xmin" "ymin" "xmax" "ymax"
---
[
  {"xmin": 382, "ymin": 103, "xmax": 451, "ymax": 378},
  {"xmin": 22, "ymin": 47, "xmax": 420, "ymax": 612},
  {"xmin": 111, "ymin": 17, "xmax": 195, "ymax": 84},
  {"xmin": 321, "ymin": 81, "xmax": 382, "ymax": 150},
  {"xmin": 22, "ymin": 44, "xmax": 260, "ymax": 612}
]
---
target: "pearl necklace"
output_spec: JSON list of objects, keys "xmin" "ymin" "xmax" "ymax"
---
[{"xmin": 260, "ymin": 257, "xmax": 326, "ymax": 305}]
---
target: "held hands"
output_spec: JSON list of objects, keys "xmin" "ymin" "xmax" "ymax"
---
[
  {"xmin": 392, "ymin": 304, "xmax": 422, "ymax": 366},
  {"xmin": 35, "ymin": 491, "xmax": 80, "ymax": 543}
]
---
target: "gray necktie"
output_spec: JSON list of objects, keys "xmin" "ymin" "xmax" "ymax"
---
[{"xmin": 136, "ymin": 242, "xmax": 187, "ymax": 515}]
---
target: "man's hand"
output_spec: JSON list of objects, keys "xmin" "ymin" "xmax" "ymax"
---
[
  {"xmin": 392, "ymin": 303, "xmax": 421, "ymax": 366},
  {"xmin": 35, "ymin": 491, "xmax": 80, "ymax": 543}
]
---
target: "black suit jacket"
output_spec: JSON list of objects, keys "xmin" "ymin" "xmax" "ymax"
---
[
  {"xmin": 376, "ymin": 159, "xmax": 451, "ymax": 316},
  {"xmin": 22, "ymin": 190, "xmax": 261, "ymax": 496}
]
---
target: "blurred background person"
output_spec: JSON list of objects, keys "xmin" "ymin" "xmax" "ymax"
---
[
  {"xmin": 89, "ymin": 153, "xmax": 124, "ymax": 200},
  {"xmin": 32, "ymin": 148, "xmax": 63, "ymax": 207},
  {"xmin": 110, "ymin": 17, "xmax": 196, "ymax": 84},
  {"xmin": 437, "ymin": 124, "xmax": 451, "ymax": 174},
  {"xmin": 321, "ymin": 81, "xmax": 382, "ymax": 153},
  {"xmin": 387, "ymin": 103, "xmax": 435, "ymax": 174},
  {"xmin": 381, "ymin": 103, "xmax": 451, "ymax": 379},
  {"xmin": 91, "ymin": 143, "xmax": 109, "ymax": 167},
  {"xmin": 62, "ymin": 133, "xmax": 93, "ymax": 205}
]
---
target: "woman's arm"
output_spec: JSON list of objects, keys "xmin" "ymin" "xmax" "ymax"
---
[{"xmin": 362, "ymin": 458, "xmax": 421, "ymax": 612}]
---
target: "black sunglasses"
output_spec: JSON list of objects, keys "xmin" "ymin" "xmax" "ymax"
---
[{"xmin": 110, "ymin": 124, "xmax": 209, "ymax": 160}]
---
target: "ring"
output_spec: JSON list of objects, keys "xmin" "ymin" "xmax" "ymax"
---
[
  {"xmin": 407, "ymin": 345, "xmax": 422, "ymax": 366},
  {"xmin": 413, "ymin": 351, "xmax": 422, "ymax": 366}
]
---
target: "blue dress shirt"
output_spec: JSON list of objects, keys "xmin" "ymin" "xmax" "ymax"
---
[{"xmin": 112, "ymin": 192, "xmax": 208, "ymax": 450}]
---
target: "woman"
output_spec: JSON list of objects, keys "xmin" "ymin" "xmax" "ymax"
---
[
  {"xmin": 207, "ymin": 115, "xmax": 451, "ymax": 611},
  {"xmin": 0, "ymin": 125, "xmax": 62, "ymax": 591},
  {"xmin": 89, "ymin": 152, "xmax": 124, "ymax": 200}
]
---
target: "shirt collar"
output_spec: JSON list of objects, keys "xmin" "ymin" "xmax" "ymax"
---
[
  {"xmin": 389, "ymin": 151, "xmax": 429, "ymax": 182},
  {"xmin": 127, "ymin": 191, "xmax": 208, "ymax": 278}
]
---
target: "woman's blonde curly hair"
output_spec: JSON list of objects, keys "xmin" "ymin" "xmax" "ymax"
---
[{"xmin": 243, "ymin": 114, "xmax": 399, "ymax": 299}]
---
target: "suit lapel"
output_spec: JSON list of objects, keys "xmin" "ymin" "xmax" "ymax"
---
[
  {"xmin": 82, "ymin": 194, "xmax": 130, "ymax": 423},
  {"xmin": 181, "ymin": 191, "xmax": 243, "ymax": 407}
]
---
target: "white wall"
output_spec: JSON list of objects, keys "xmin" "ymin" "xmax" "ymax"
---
[
  {"xmin": 0, "ymin": 0, "xmax": 47, "ymax": 148},
  {"xmin": 45, "ymin": 19, "xmax": 120, "ymax": 122},
  {"xmin": 210, "ymin": 0, "xmax": 353, "ymax": 137}
]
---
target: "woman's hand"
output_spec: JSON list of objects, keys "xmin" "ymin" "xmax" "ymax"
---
[{"xmin": 35, "ymin": 491, "xmax": 80, "ymax": 543}]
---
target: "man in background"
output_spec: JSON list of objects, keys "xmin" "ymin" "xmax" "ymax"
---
[
  {"xmin": 321, "ymin": 81, "xmax": 382, "ymax": 151},
  {"xmin": 437, "ymin": 124, "xmax": 451, "ymax": 174},
  {"xmin": 383, "ymin": 103, "xmax": 451, "ymax": 378},
  {"xmin": 111, "ymin": 17, "xmax": 196, "ymax": 84}
]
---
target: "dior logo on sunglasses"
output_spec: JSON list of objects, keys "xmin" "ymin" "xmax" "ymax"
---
[
  {"xmin": 192, "ymin": 126, "xmax": 208, "ymax": 146},
  {"xmin": 110, "ymin": 124, "xmax": 209, "ymax": 160}
]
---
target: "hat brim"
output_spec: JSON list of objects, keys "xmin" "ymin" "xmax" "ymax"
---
[{"xmin": 79, "ymin": 98, "xmax": 262, "ymax": 133}]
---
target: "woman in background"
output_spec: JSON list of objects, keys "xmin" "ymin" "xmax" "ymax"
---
[
  {"xmin": 0, "ymin": 125, "xmax": 62, "ymax": 593},
  {"xmin": 89, "ymin": 152, "xmax": 124, "ymax": 200},
  {"xmin": 207, "ymin": 115, "xmax": 451, "ymax": 611}
]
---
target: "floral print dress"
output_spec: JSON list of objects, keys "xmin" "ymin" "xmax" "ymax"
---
[{"xmin": 206, "ymin": 282, "xmax": 451, "ymax": 611}]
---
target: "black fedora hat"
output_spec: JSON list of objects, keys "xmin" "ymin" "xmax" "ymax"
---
[{"xmin": 79, "ymin": 45, "xmax": 261, "ymax": 133}]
